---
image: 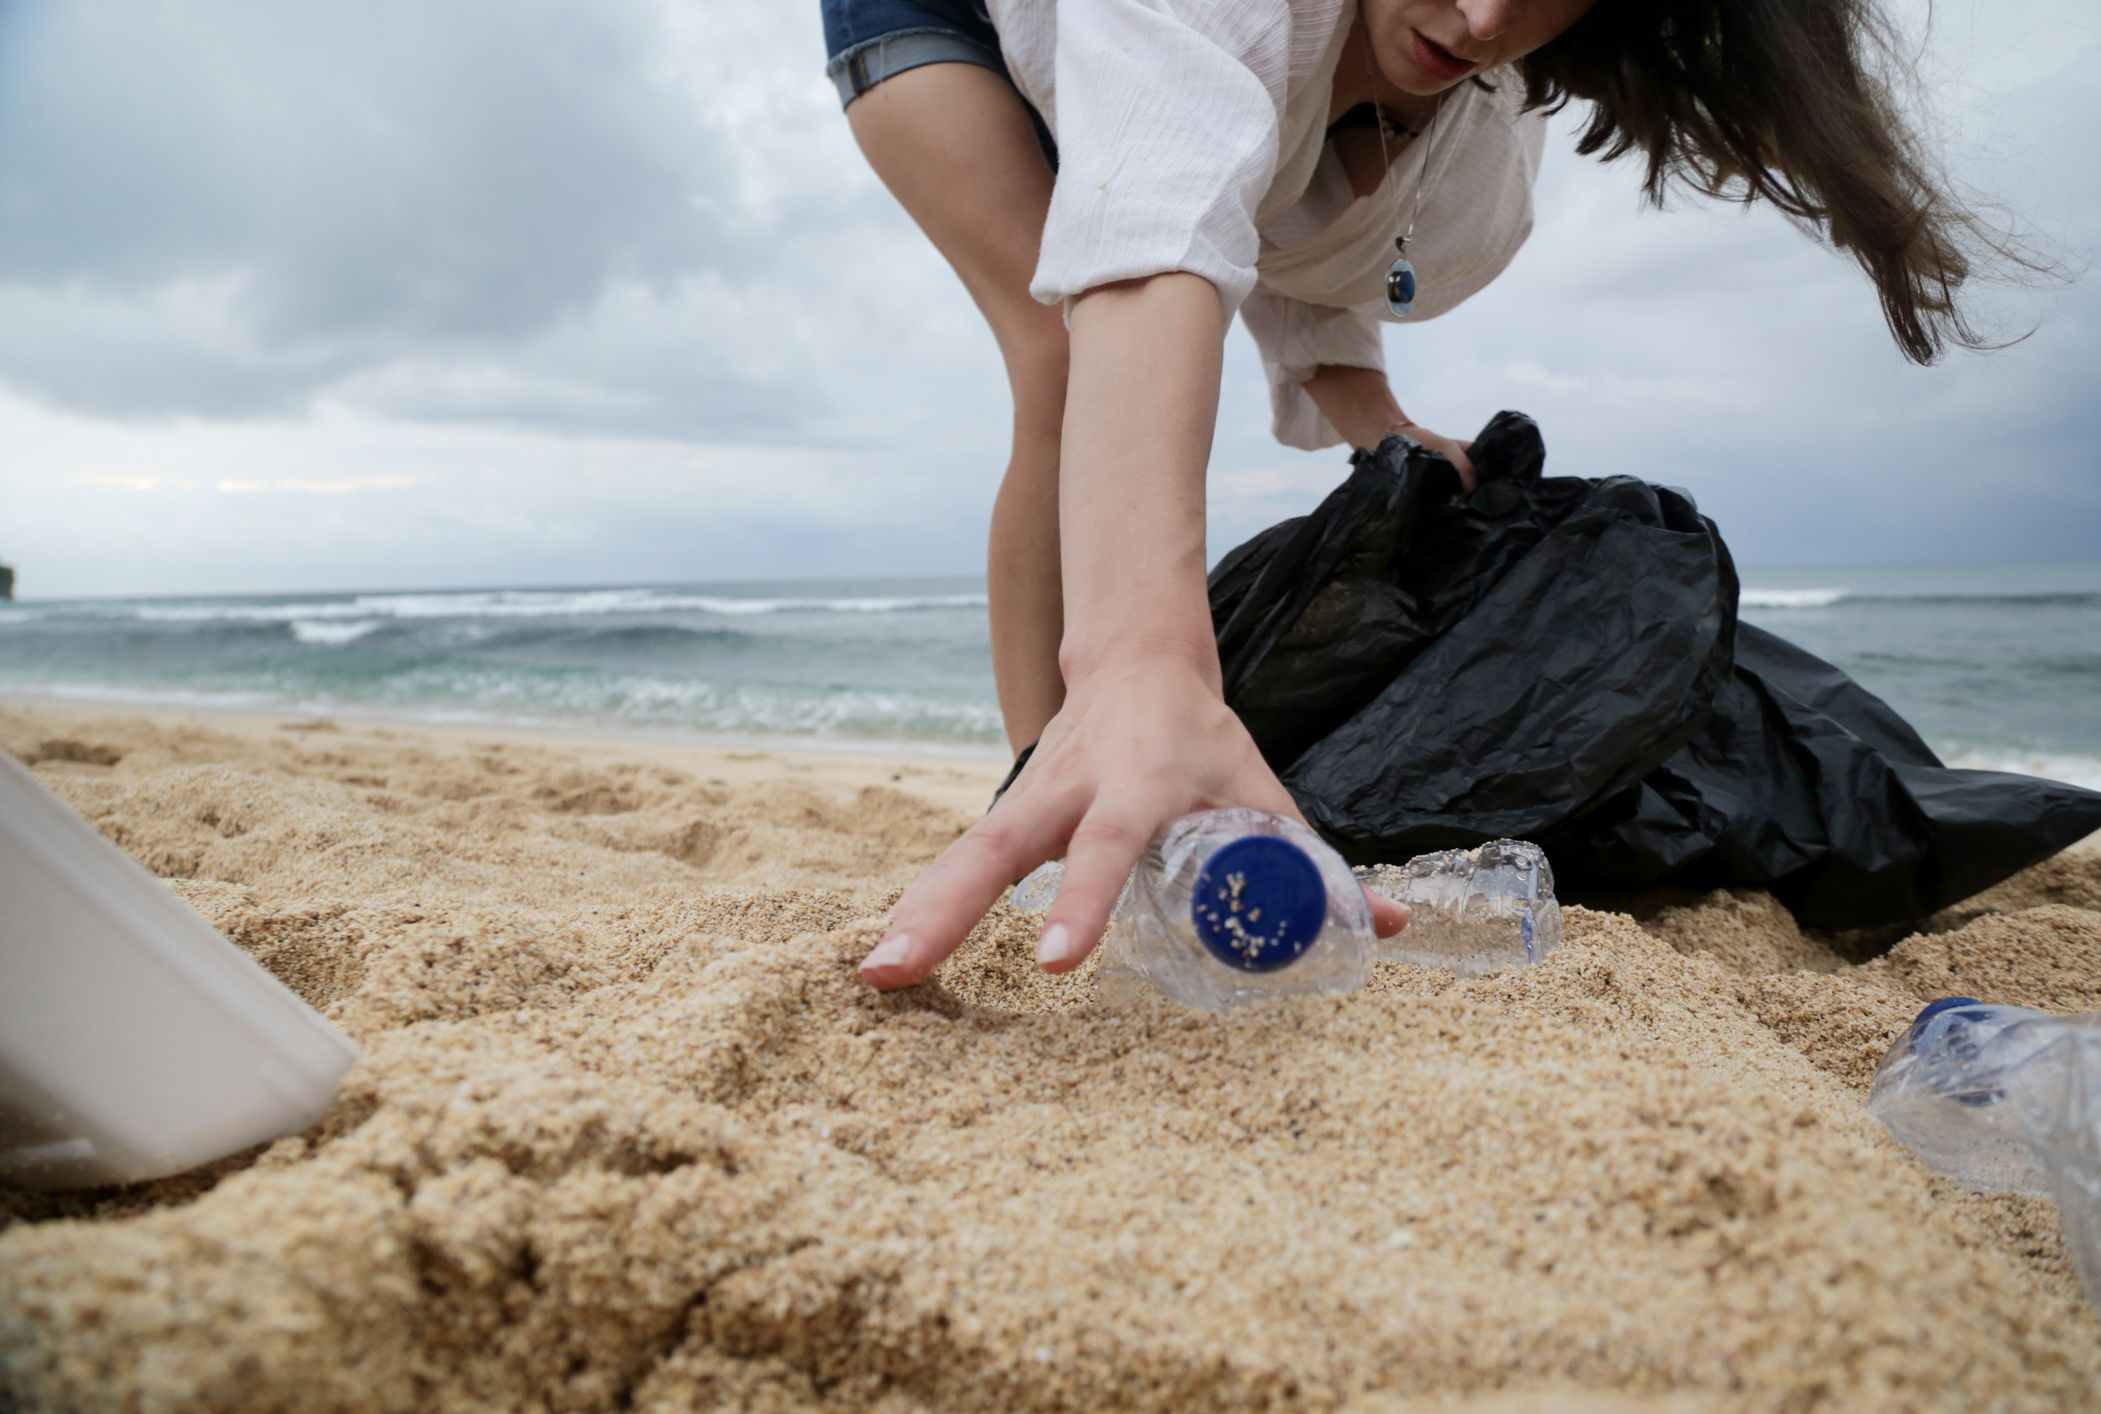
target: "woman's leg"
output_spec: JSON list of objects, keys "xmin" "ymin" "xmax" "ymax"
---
[{"xmin": 844, "ymin": 62, "xmax": 1068, "ymax": 754}]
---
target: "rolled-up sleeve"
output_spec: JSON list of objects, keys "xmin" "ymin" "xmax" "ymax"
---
[
  {"xmin": 1028, "ymin": 0, "xmax": 1293, "ymax": 328},
  {"xmin": 1238, "ymin": 290, "xmax": 1389, "ymax": 450}
]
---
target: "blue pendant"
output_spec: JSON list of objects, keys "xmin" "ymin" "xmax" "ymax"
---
[{"xmin": 1385, "ymin": 251, "xmax": 1418, "ymax": 318}]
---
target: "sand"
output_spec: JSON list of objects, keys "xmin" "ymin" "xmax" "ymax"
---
[{"xmin": 2, "ymin": 700, "xmax": 2098, "ymax": 1412}]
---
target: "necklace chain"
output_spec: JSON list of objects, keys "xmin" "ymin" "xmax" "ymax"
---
[{"xmin": 1364, "ymin": 35, "xmax": 1451, "ymax": 252}]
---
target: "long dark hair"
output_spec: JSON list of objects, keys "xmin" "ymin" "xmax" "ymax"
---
[{"xmin": 1511, "ymin": 0, "xmax": 2051, "ymax": 363}]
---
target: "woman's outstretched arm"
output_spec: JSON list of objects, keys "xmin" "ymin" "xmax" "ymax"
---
[
  {"xmin": 858, "ymin": 272, "xmax": 1407, "ymax": 988},
  {"xmin": 1055, "ymin": 273, "xmax": 1223, "ymax": 699}
]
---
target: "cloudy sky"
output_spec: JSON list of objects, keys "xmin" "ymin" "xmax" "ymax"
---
[{"xmin": 0, "ymin": 0, "xmax": 2094, "ymax": 599}]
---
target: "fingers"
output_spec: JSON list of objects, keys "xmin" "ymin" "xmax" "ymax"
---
[
  {"xmin": 1036, "ymin": 806, "xmax": 1149, "ymax": 973},
  {"xmin": 864, "ymin": 787, "xmax": 1407, "ymax": 987},
  {"xmin": 863, "ymin": 713, "xmax": 1400, "ymax": 989},
  {"xmin": 1237, "ymin": 778, "xmax": 1409, "ymax": 937},
  {"xmin": 1450, "ymin": 441, "xmax": 1478, "ymax": 493},
  {"xmin": 860, "ymin": 804, "xmax": 1062, "ymax": 990},
  {"xmin": 1368, "ymin": 891, "xmax": 1412, "ymax": 938}
]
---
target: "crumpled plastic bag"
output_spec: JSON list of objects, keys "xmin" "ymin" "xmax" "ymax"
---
[{"xmin": 1209, "ymin": 411, "xmax": 2101, "ymax": 932}]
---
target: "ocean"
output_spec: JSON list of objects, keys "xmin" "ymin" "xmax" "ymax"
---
[{"xmin": 1, "ymin": 563, "xmax": 2096, "ymax": 786}]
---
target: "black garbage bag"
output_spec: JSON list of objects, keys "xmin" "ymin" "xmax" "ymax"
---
[{"xmin": 1209, "ymin": 412, "xmax": 2101, "ymax": 932}]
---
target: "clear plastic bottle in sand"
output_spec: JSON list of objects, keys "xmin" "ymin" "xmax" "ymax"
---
[
  {"xmin": 1010, "ymin": 809, "xmax": 1373, "ymax": 1012},
  {"xmin": 1355, "ymin": 839, "xmax": 1563, "ymax": 976},
  {"xmin": 1868, "ymin": 997, "xmax": 2101, "ymax": 1311}
]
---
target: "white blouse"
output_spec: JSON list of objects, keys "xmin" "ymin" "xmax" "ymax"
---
[{"xmin": 986, "ymin": 0, "xmax": 1548, "ymax": 450}]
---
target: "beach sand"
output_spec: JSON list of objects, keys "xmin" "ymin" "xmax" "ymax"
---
[{"xmin": 2, "ymin": 699, "xmax": 2098, "ymax": 1410}]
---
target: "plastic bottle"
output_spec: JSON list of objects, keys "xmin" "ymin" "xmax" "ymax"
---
[
  {"xmin": 1009, "ymin": 809, "xmax": 1374, "ymax": 1012},
  {"xmin": 1354, "ymin": 839, "xmax": 1563, "ymax": 976},
  {"xmin": 1868, "ymin": 997, "xmax": 2101, "ymax": 1311}
]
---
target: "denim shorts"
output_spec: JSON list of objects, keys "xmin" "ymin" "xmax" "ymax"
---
[{"xmin": 820, "ymin": 0, "xmax": 1058, "ymax": 168}]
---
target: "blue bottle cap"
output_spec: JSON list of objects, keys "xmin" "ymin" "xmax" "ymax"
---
[
  {"xmin": 1909, "ymin": 997, "xmax": 2002, "ymax": 1107},
  {"xmin": 1911, "ymin": 995, "xmax": 1986, "ymax": 1036},
  {"xmin": 1190, "ymin": 835, "xmax": 1328, "ymax": 973}
]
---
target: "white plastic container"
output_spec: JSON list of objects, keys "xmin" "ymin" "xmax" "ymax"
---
[{"xmin": 0, "ymin": 750, "xmax": 360, "ymax": 1190}]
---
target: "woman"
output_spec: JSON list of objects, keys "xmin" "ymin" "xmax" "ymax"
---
[{"xmin": 826, "ymin": 0, "xmax": 2013, "ymax": 989}]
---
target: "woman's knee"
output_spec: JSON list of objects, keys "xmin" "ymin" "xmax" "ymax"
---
[
  {"xmin": 1006, "ymin": 329, "xmax": 1069, "ymax": 451},
  {"xmin": 1002, "ymin": 342, "xmax": 1064, "ymax": 489}
]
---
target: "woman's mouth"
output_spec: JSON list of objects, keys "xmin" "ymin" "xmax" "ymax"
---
[{"xmin": 1410, "ymin": 29, "xmax": 1477, "ymax": 83}]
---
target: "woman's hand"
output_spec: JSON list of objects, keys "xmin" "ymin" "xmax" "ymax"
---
[
  {"xmin": 857, "ymin": 641, "xmax": 1410, "ymax": 988},
  {"xmin": 1295, "ymin": 366, "xmax": 1476, "ymax": 492},
  {"xmin": 1394, "ymin": 424, "xmax": 1476, "ymax": 493}
]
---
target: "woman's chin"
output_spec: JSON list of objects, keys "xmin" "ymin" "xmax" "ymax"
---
[{"xmin": 1382, "ymin": 72, "xmax": 1460, "ymax": 98}]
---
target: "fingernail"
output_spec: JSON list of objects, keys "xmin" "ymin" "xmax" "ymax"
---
[
  {"xmin": 1036, "ymin": 923, "xmax": 1076, "ymax": 969},
  {"xmin": 861, "ymin": 932, "xmax": 912, "ymax": 974}
]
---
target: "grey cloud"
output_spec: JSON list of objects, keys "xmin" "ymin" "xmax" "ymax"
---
[
  {"xmin": 0, "ymin": 281, "xmax": 360, "ymax": 419},
  {"xmin": 0, "ymin": 3, "xmax": 716, "ymax": 328},
  {"xmin": 0, "ymin": 0, "xmax": 883, "ymax": 427},
  {"xmin": 335, "ymin": 294, "xmax": 833, "ymax": 446}
]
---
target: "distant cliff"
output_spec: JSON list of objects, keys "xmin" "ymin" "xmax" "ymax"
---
[{"xmin": 0, "ymin": 563, "xmax": 12, "ymax": 601}]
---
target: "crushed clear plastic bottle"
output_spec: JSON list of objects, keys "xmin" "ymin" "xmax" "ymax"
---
[
  {"xmin": 1355, "ymin": 839, "xmax": 1563, "ymax": 976},
  {"xmin": 1868, "ymin": 997, "xmax": 2101, "ymax": 1312},
  {"xmin": 1008, "ymin": 809, "xmax": 1373, "ymax": 1012}
]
